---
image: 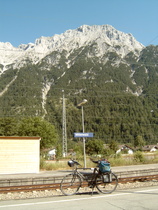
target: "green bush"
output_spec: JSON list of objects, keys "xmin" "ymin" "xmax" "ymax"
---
[
  {"xmin": 40, "ymin": 157, "xmax": 46, "ymax": 169},
  {"xmin": 133, "ymin": 151, "xmax": 145, "ymax": 163},
  {"xmin": 45, "ymin": 162, "xmax": 55, "ymax": 170}
]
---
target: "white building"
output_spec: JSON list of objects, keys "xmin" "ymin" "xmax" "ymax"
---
[
  {"xmin": 116, "ymin": 145, "xmax": 134, "ymax": 154},
  {"xmin": 0, "ymin": 136, "xmax": 41, "ymax": 174}
]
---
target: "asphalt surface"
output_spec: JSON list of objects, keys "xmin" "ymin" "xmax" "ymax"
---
[
  {"xmin": 0, "ymin": 163, "xmax": 158, "ymax": 178},
  {"xmin": 0, "ymin": 185, "xmax": 158, "ymax": 210}
]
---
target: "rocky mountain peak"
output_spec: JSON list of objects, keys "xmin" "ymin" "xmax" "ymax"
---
[{"xmin": 0, "ymin": 25, "xmax": 144, "ymax": 72}]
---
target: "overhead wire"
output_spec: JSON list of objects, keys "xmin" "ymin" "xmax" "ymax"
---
[{"xmin": 146, "ymin": 34, "xmax": 158, "ymax": 46}]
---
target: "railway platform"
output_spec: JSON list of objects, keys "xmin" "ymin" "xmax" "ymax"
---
[{"xmin": 0, "ymin": 163, "xmax": 158, "ymax": 187}]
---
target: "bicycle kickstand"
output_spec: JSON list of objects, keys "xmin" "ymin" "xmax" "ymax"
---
[{"xmin": 91, "ymin": 186, "xmax": 95, "ymax": 196}]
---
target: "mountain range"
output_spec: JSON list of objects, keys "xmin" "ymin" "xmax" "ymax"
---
[
  {"xmin": 0, "ymin": 24, "xmax": 158, "ymax": 145},
  {"xmin": 0, "ymin": 25, "xmax": 143, "ymax": 72}
]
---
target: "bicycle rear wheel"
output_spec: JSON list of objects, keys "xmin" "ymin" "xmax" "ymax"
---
[
  {"xmin": 60, "ymin": 173, "xmax": 81, "ymax": 196},
  {"xmin": 96, "ymin": 172, "xmax": 118, "ymax": 194}
]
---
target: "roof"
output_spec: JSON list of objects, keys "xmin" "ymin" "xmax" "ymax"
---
[
  {"xmin": 142, "ymin": 145, "xmax": 158, "ymax": 151},
  {"xmin": 0, "ymin": 136, "xmax": 41, "ymax": 140},
  {"xmin": 118, "ymin": 144, "xmax": 134, "ymax": 150}
]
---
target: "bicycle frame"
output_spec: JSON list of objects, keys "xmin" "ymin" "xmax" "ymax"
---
[{"xmin": 71, "ymin": 166, "xmax": 100, "ymax": 187}]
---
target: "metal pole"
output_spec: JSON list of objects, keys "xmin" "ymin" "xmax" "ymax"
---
[
  {"xmin": 82, "ymin": 106, "xmax": 84, "ymax": 133},
  {"xmin": 62, "ymin": 90, "xmax": 67, "ymax": 157},
  {"xmin": 82, "ymin": 106, "xmax": 86, "ymax": 168},
  {"xmin": 77, "ymin": 99, "xmax": 87, "ymax": 168}
]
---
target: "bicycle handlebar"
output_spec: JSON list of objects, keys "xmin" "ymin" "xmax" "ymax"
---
[
  {"xmin": 69, "ymin": 158, "xmax": 109, "ymax": 168},
  {"xmin": 73, "ymin": 160, "xmax": 80, "ymax": 165}
]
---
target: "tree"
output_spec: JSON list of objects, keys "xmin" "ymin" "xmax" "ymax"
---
[
  {"xmin": 134, "ymin": 135, "xmax": 145, "ymax": 148},
  {"xmin": 18, "ymin": 117, "xmax": 59, "ymax": 149},
  {"xmin": 86, "ymin": 139, "xmax": 104, "ymax": 155},
  {"xmin": 0, "ymin": 118, "xmax": 18, "ymax": 136},
  {"xmin": 109, "ymin": 140, "xmax": 119, "ymax": 153}
]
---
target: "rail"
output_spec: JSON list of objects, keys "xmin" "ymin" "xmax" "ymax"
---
[{"xmin": 0, "ymin": 174, "xmax": 158, "ymax": 194}]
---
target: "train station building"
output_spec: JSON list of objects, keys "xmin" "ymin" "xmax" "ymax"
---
[{"xmin": 0, "ymin": 136, "xmax": 41, "ymax": 174}]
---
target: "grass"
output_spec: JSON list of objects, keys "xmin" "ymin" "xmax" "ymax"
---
[
  {"xmin": 40, "ymin": 152, "xmax": 158, "ymax": 171},
  {"xmin": 40, "ymin": 158, "xmax": 69, "ymax": 171}
]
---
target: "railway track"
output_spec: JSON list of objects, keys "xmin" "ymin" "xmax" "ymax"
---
[
  {"xmin": 119, "ymin": 174, "xmax": 158, "ymax": 183},
  {"xmin": 0, "ymin": 183, "xmax": 60, "ymax": 194},
  {"xmin": 0, "ymin": 174, "xmax": 158, "ymax": 194}
]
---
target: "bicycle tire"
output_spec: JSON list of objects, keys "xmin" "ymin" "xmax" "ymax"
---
[
  {"xmin": 60, "ymin": 173, "xmax": 81, "ymax": 196},
  {"xmin": 96, "ymin": 172, "xmax": 118, "ymax": 194}
]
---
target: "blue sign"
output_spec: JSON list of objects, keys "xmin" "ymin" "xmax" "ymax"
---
[{"xmin": 74, "ymin": 133, "xmax": 93, "ymax": 138}]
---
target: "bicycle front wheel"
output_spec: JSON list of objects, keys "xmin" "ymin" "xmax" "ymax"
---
[
  {"xmin": 96, "ymin": 172, "xmax": 118, "ymax": 194},
  {"xmin": 60, "ymin": 173, "xmax": 81, "ymax": 196}
]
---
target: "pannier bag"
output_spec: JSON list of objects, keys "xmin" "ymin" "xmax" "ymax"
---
[
  {"xmin": 99, "ymin": 160, "xmax": 110, "ymax": 173},
  {"xmin": 103, "ymin": 173, "xmax": 112, "ymax": 183}
]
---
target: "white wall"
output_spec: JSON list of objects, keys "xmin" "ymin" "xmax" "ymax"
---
[{"xmin": 0, "ymin": 137, "xmax": 41, "ymax": 174}]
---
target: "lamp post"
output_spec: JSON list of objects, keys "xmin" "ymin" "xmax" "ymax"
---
[{"xmin": 77, "ymin": 99, "xmax": 88, "ymax": 168}]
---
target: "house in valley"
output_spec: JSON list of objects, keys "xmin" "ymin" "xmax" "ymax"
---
[{"xmin": 116, "ymin": 145, "xmax": 134, "ymax": 154}]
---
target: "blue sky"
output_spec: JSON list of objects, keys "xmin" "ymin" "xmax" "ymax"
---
[{"xmin": 1, "ymin": 0, "xmax": 158, "ymax": 47}]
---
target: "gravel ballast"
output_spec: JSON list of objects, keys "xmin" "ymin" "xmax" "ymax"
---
[{"xmin": 0, "ymin": 180, "xmax": 158, "ymax": 201}]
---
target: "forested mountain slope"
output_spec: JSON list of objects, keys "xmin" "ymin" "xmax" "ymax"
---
[{"xmin": 0, "ymin": 25, "xmax": 158, "ymax": 145}]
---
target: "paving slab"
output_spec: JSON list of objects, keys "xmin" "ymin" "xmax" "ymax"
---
[{"xmin": 0, "ymin": 163, "xmax": 158, "ymax": 180}]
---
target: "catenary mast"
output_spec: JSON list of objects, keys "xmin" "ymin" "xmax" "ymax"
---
[{"xmin": 62, "ymin": 90, "xmax": 67, "ymax": 157}]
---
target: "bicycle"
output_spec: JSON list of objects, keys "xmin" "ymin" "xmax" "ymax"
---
[{"xmin": 60, "ymin": 159, "xmax": 118, "ymax": 196}]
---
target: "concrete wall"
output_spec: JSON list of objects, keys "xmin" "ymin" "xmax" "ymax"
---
[{"xmin": 0, "ymin": 137, "xmax": 41, "ymax": 174}]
